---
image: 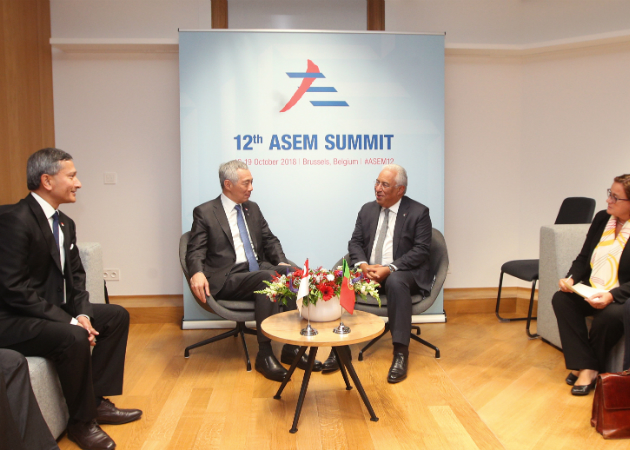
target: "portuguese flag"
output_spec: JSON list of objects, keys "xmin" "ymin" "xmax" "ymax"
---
[{"xmin": 339, "ymin": 258, "xmax": 355, "ymax": 314}]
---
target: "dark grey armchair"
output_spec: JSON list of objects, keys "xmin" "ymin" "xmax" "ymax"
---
[
  {"xmin": 180, "ymin": 231, "xmax": 258, "ymax": 370},
  {"xmin": 336, "ymin": 227, "xmax": 449, "ymax": 360}
]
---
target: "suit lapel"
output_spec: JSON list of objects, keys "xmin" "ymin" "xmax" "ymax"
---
[
  {"xmin": 59, "ymin": 212, "xmax": 72, "ymax": 276},
  {"xmin": 242, "ymin": 202, "xmax": 259, "ymax": 253},
  {"xmin": 366, "ymin": 202, "xmax": 381, "ymax": 259},
  {"xmin": 392, "ymin": 196, "xmax": 409, "ymax": 258},
  {"xmin": 212, "ymin": 198, "xmax": 235, "ymax": 250},
  {"xmin": 26, "ymin": 195, "xmax": 63, "ymax": 272}
]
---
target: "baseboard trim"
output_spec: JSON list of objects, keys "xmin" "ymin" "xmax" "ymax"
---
[{"xmin": 111, "ymin": 288, "xmax": 536, "ymax": 324}]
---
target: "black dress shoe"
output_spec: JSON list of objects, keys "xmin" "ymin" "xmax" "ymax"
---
[
  {"xmin": 96, "ymin": 398, "xmax": 142, "ymax": 425},
  {"xmin": 322, "ymin": 349, "xmax": 339, "ymax": 373},
  {"xmin": 565, "ymin": 372, "xmax": 578, "ymax": 386},
  {"xmin": 281, "ymin": 344, "xmax": 323, "ymax": 372},
  {"xmin": 67, "ymin": 420, "xmax": 116, "ymax": 450},
  {"xmin": 322, "ymin": 349, "xmax": 351, "ymax": 374},
  {"xmin": 255, "ymin": 353, "xmax": 288, "ymax": 382},
  {"xmin": 387, "ymin": 352, "xmax": 408, "ymax": 384},
  {"xmin": 571, "ymin": 379, "xmax": 597, "ymax": 396}
]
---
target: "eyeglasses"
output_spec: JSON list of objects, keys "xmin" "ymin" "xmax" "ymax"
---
[
  {"xmin": 374, "ymin": 180, "xmax": 396, "ymax": 189},
  {"xmin": 607, "ymin": 189, "xmax": 630, "ymax": 203}
]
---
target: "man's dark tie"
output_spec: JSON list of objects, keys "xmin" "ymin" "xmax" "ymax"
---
[
  {"xmin": 234, "ymin": 205, "xmax": 259, "ymax": 272},
  {"xmin": 52, "ymin": 211, "xmax": 60, "ymax": 249},
  {"xmin": 374, "ymin": 208, "xmax": 390, "ymax": 265}
]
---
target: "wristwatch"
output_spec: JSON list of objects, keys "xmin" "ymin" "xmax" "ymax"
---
[{"xmin": 388, "ymin": 264, "xmax": 396, "ymax": 273}]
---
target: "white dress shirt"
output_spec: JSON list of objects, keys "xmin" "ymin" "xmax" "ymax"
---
[
  {"xmin": 220, "ymin": 193, "xmax": 258, "ymax": 264},
  {"xmin": 369, "ymin": 198, "xmax": 401, "ymax": 267}
]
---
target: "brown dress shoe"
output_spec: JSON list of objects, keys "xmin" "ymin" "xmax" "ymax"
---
[
  {"xmin": 96, "ymin": 398, "xmax": 143, "ymax": 425},
  {"xmin": 67, "ymin": 420, "xmax": 116, "ymax": 450}
]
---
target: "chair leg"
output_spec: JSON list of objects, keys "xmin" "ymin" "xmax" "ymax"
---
[
  {"xmin": 496, "ymin": 271, "xmax": 536, "ymax": 323},
  {"xmin": 495, "ymin": 271, "xmax": 513, "ymax": 322},
  {"xmin": 412, "ymin": 325, "xmax": 420, "ymax": 336},
  {"xmin": 358, "ymin": 324, "xmax": 390, "ymax": 361},
  {"xmin": 526, "ymin": 279, "xmax": 539, "ymax": 339},
  {"xmin": 184, "ymin": 322, "xmax": 257, "ymax": 372},
  {"xmin": 237, "ymin": 323, "xmax": 253, "ymax": 371},
  {"xmin": 410, "ymin": 333, "xmax": 440, "ymax": 359}
]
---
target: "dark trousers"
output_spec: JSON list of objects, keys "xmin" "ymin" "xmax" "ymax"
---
[
  {"xmin": 552, "ymin": 290, "xmax": 624, "ymax": 372},
  {"xmin": 623, "ymin": 300, "xmax": 630, "ymax": 370},
  {"xmin": 0, "ymin": 349, "xmax": 59, "ymax": 450},
  {"xmin": 215, "ymin": 262, "xmax": 296, "ymax": 344},
  {"xmin": 4, "ymin": 303, "xmax": 129, "ymax": 422},
  {"xmin": 380, "ymin": 271, "xmax": 421, "ymax": 347}
]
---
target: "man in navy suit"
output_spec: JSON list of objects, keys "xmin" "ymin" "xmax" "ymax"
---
[
  {"xmin": 0, "ymin": 148, "xmax": 142, "ymax": 450},
  {"xmin": 323, "ymin": 164, "xmax": 432, "ymax": 383},
  {"xmin": 186, "ymin": 160, "xmax": 321, "ymax": 381}
]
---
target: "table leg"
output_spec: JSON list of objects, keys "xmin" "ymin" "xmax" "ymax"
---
[
  {"xmin": 289, "ymin": 347, "xmax": 318, "ymax": 433},
  {"xmin": 336, "ymin": 345, "xmax": 379, "ymax": 422},
  {"xmin": 274, "ymin": 346, "xmax": 306, "ymax": 400},
  {"xmin": 331, "ymin": 347, "xmax": 352, "ymax": 390}
]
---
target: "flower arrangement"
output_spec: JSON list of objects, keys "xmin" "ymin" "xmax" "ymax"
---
[{"xmin": 255, "ymin": 266, "xmax": 381, "ymax": 307}]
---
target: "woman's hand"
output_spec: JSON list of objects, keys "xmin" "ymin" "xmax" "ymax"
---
[
  {"xmin": 559, "ymin": 277, "xmax": 574, "ymax": 292},
  {"xmin": 585, "ymin": 291, "xmax": 614, "ymax": 309}
]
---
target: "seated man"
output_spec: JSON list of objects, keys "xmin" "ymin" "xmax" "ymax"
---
[
  {"xmin": 0, "ymin": 349, "xmax": 59, "ymax": 450},
  {"xmin": 323, "ymin": 164, "xmax": 432, "ymax": 383},
  {"xmin": 0, "ymin": 148, "xmax": 142, "ymax": 450},
  {"xmin": 186, "ymin": 160, "xmax": 321, "ymax": 381}
]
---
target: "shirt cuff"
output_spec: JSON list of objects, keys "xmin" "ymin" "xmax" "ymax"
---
[
  {"xmin": 355, "ymin": 261, "xmax": 367, "ymax": 268},
  {"xmin": 70, "ymin": 317, "xmax": 79, "ymax": 325}
]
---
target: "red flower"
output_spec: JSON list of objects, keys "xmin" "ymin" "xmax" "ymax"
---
[{"xmin": 317, "ymin": 283, "xmax": 334, "ymax": 301}]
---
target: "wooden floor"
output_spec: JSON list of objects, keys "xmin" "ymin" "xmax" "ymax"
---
[{"xmin": 58, "ymin": 312, "xmax": 627, "ymax": 449}]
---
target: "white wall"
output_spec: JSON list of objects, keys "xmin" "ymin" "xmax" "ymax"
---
[{"xmin": 49, "ymin": 0, "xmax": 630, "ymax": 294}]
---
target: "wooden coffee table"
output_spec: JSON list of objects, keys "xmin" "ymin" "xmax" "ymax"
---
[{"xmin": 261, "ymin": 310, "xmax": 385, "ymax": 433}]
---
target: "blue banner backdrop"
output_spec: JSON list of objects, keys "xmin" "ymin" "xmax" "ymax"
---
[{"xmin": 180, "ymin": 30, "xmax": 445, "ymax": 325}]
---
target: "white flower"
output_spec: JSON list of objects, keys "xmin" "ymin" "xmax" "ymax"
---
[
  {"xmin": 361, "ymin": 286, "xmax": 366, "ymax": 293},
  {"xmin": 326, "ymin": 274, "xmax": 334, "ymax": 281}
]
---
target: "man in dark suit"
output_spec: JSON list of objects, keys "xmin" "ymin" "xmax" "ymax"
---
[
  {"xmin": 0, "ymin": 349, "xmax": 59, "ymax": 450},
  {"xmin": 186, "ymin": 160, "xmax": 321, "ymax": 381},
  {"xmin": 0, "ymin": 148, "xmax": 142, "ymax": 450},
  {"xmin": 324, "ymin": 164, "xmax": 432, "ymax": 383}
]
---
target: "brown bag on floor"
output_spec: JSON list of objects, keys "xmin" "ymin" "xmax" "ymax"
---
[{"xmin": 591, "ymin": 370, "xmax": 630, "ymax": 439}]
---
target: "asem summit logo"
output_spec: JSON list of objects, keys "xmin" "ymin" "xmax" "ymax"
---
[{"xmin": 280, "ymin": 60, "xmax": 349, "ymax": 112}]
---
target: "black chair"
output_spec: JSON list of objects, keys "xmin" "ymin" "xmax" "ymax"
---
[
  {"xmin": 495, "ymin": 197, "xmax": 596, "ymax": 338},
  {"xmin": 335, "ymin": 228, "xmax": 449, "ymax": 360}
]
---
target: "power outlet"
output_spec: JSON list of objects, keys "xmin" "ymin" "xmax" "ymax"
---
[
  {"xmin": 103, "ymin": 269, "xmax": 120, "ymax": 281},
  {"xmin": 103, "ymin": 172, "xmax": 117, "ymax": 185}
]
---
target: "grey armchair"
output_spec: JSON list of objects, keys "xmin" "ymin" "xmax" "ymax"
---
[
  {"xmin": 180, "ymin": 232, "xmax": 258, "ymax": 370},
  {"xmin": 336, "ymin": 228, "xmax": 449, "ymax": 360}
]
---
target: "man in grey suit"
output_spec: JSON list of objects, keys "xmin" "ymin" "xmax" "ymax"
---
[
  {"xmin": 186, "ymin": 160, "xmax": 321, "ymax": 381},
  {"xmin": 323, "ymin": 164, "xmax": 432, "ymax": 383}
]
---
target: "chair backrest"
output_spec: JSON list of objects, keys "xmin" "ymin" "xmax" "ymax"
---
[
  {"xmin": 179, "ymin": 231, "xmax": 216, "ymax": 314},
  {"xmin": 423, "ymin": 228, "xmax": 449, "ymax": 305},
  {"xmin": 555, "ymin": 197, "xmax": 596, "ymax": 224}
]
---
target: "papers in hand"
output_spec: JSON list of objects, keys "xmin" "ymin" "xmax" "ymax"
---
[{"xmin": 568, "ymin": 282, "xmax": 608, "ymax": 299}]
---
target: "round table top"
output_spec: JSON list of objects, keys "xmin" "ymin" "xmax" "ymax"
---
[{"xmin": 261, "ymin": 310, "xmax": 385, "ymax": 347}]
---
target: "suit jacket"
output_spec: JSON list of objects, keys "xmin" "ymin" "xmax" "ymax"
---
[
  {"xmin": 0, "ymin": 194, "xmax": 93, "ymax": 347},
  {"xmin": 186, "ymin": 196, "xmax": 287, "ymax": 295},
  {"xmin": 348, "ymin": 195, "xmax": 433, "ymax": 295},
  {"xmin": 568, "ymin": 209, "xmax": 630, "ymax": 304}
]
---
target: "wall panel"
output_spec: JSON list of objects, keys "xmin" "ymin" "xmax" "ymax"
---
[{"xmin": 0, "ymin": 0, "xmax": 54, "ymax": 205}]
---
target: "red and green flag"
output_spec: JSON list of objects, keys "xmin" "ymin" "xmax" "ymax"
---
[{"xmin": 339, "ymin": 258, "xmax": 355, "ymax": 314}]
